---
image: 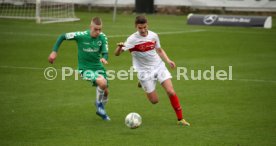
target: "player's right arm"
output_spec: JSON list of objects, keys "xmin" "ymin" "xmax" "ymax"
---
[
  {"xmin": 48, "ymin": 34, "xmax": 66, "ymax": 64},
  {"xmin": 114, "ymin": 42, "xmax": 125, "ymax": 56},
  {"xmin": 114, "ymin": 36, "xmax": 134, "ymax": 56},
  {"xmin": 48, "ymin": 32, "xmax": 80, "ymax": 64}
]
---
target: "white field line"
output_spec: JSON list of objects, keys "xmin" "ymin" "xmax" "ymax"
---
[
  {"xmin": 108, "ymin": 29, "xmax": 206, "ymax": 38},
  {"xmin": 0, "ymin": 65, "xmax": 45, "ymax": 70},
  {"xmin": 1, "ymin": 65, "xmax": 276, "ymax": 83},
  {"xmin": 1, "ymin": 29, "xmax": 206, "ymax": 38},
  {"xmin": 232, "ymin": 78, "xmax": 276, "ymax": 83},
  {"xmin": 207, "ymin": 29, "xmax": 276, "ymax": 35},
  {"xmin": 2, "ymin": 29, "xmax": 273, "ymax": 38}
]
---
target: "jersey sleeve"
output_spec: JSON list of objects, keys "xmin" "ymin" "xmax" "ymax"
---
[
  {"xmin": 64, "ymin": 32, "xmax": 77, "ymax": 40},
  {"xmin": 100, "ymin": 33, "xmax": 109, "ymax": 53},
  {"xmin": 122, "ymin": 36, "xmax": 135, "ymax": 51},
  {"xmin": 52, "ymin": 31, "xmax": 87, "ymax": 52},
  {"xmin": 155, "ymin": 34, "xmax": 161, "ymax": 49},
  {"xmin": 64, "ymin": 31, "xmax": 88, "ymax": 40},
  {"xmin": 52, "ymin": 34, "xmax": 66, "ymax": 52}
]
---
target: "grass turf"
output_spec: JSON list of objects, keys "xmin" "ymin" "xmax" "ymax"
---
[{"xmin": 0, "ymin": 12, "xmax": 276, "ymax": 146}]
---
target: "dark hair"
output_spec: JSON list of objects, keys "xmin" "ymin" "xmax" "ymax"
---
[
  {"xmin": 92, "ymin": 17, "xmax": 102, "ymax": 25},
  {"xmin": 135, "ymin": 15, "xmax": 147, "ymax": 25}
]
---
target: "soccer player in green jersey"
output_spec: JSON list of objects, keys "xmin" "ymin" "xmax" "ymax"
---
[{"xmin": 48, "ymin": 17, "xmax": 110, "ymax": 121}]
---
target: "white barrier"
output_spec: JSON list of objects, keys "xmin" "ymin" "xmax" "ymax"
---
[
  {"xmin": 2, "ymin": 0, "xmax": 275, "ymax": 11},
  {"xmin": 73, "ymin": 0, "xmax": 276, "ymax": 11}
]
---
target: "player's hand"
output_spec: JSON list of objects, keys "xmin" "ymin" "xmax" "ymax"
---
[
  {"xmin": 100, "ymin": 58, "xmax": 108, "ymax": 65},
  {"xmin": 48, "ymin": 51, "xmax": 57, "ymax": 64},
  {"xmin": 115, "ymin": 42, "xmax": 125, "ymax": 56},
  {"xmin": 167, "ymin": 60, "xmax": 176, "ymax": 69},
  {"xmin": 117, "ymin": 42, "xmax": 124, "ymax": 48}
]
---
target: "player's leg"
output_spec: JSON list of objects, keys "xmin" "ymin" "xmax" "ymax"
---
[
  {"xmin": 79, "ymin": 69, "xmax": 105, "ymax": 103},
  {"xmin": 138, "ymin": 70, "xmax": 159, "ymax": 104},
  {"xmin": 80, "ymin": 69, "xmax": 110, "ymax": 120},
  {"xmin": 161, "ymin": 79, "xmax": 181, "ymax": 118},
  {"xmin": 157, "ymin": 66, "xmax": 190, "ymax": 126},
  {"xmin": 161, "ymin": 78, "xmax": 175, "ymax": 96},
  {"xmin": 95, "ymin": 75, "xmax": 110, "ymax": 121},
  {"xmin": 96, "ymin": 73, "xmax": 109, "ymax": 105},
  {"xmin": 138, "ymin": 74, "xmax": 159, "ymax": 104},
  {"xmin": 161, "ymin": 79, "xmax": 189, "ymax": 126},
  {"xmin": 146, "ymin": 90, "xmax": 159, "ymax": 104},
  {"xmin": 102, "ymin": 88, "xmax": 109, "ymax": 105},
  {"xmin": 141, "ymin": 81, "xmax": 159, "ymax": 104},
  {"xmin": 95, "ymin": 75, "xmax": 107, "ymax": 103}
]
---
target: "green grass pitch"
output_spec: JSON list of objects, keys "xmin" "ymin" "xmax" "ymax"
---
[{"xmin": 0, "ymin": 12, "xmax": 276, "ymax": 146}]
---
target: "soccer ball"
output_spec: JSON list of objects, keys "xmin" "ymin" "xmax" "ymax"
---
[{"xmin": 125, "ymin": 112, "xmax": 142, "ymax": 129}]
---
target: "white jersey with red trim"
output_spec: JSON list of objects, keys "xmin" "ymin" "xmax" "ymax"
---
[{"xmin": 122, "ymin": 30, "xmax": 163, "ymax": 71}]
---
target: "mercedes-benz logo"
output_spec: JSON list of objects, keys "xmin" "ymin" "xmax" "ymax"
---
[{"xmin": 203, "ymin": 15, "xmax": 218, "ymax": 25}]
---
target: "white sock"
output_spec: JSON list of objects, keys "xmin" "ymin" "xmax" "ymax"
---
[{"xmin": 96, "ymin": 86, "xmax": 104, "ymax": 103}]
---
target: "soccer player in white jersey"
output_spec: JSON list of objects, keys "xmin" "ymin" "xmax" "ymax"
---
[{"xmin": 114, "ymin": 15, "xmax": 190, "ymax": 126}]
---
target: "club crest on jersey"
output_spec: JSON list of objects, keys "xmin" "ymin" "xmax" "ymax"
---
[{"xmin": 97, "ymin": 41, "xmax": 102, "ymax": 46}]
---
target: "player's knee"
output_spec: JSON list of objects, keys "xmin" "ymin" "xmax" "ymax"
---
[
  {"xmin": 96, "ymin": 76, "xmax": 107, "ymax": 89},
  {"xmin": 147, "ymin": 91, "xmax": 159, "ymax": 104},
  {"xmin": 166, "ymin": 89, "xmax": 176, "ymax": 97},
  {"xmin": 150, "ymin": 99, "xmax": 159, "ymax": 104},
  {"xmin": 149, "ymin": 96, "xmax": 159, "ymax": 104}
]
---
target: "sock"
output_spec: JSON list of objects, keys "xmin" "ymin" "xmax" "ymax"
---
[
  {"xmin": 169, "ymin": 94, "xmax": 183, "ymax": 121},
  {"xmin": 102, "ymin": 96, "xmax": 108, "ymax": 105},
  {"xmin": 96, "ymin": 86, "xmax": 104, "ymax": 103}
]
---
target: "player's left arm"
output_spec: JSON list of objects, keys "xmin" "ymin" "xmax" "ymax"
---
[
  {"xmin": 100, "ymin": 33, "xmax": 109, "ymax": 65},
  {"xmin": 156, "ymin": 48, "xmax": 176, "ymax": 69},
  {"xmin": 154, "ymin": 34, "xmax": 176, "ymax": 69}
]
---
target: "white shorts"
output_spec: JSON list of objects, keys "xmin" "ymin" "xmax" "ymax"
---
[{"xmin": 137, "ymin": 63, "xmax": 172, "ymax": 93}]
